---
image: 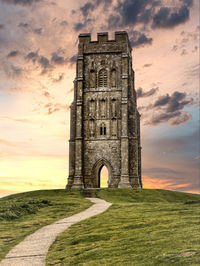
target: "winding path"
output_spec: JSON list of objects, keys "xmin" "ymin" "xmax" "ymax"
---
[{"xmin": 0, "ymin": 198, "xmax": 112, "ymax": 266}]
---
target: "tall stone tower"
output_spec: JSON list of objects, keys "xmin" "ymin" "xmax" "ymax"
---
[{"xmin": 67, "ymin": 31, "xmax": 142, "ymax": 189}]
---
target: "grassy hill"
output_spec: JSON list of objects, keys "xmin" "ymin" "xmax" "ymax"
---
[
  {"xmin": 46, "ymin": 189, "xmax": 200, "ymax": 266},
  {"xmin": 0, "ymin": 189, "xmax": 92, "ymax": 261},
  {"xmin": 0, "ymin": 189, "xmax": 199, "ymax": 265}
]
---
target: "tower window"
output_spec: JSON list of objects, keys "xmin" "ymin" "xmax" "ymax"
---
[
  {"xmin": 99, "ymin": 69, "xmax": 107, "ymax": 87},
  {"xmin": 100, "ymin": 123, "xmax": 106, "ymax": 136},
  {"xmin": 111, "ymin": 69, "xmax": 116, "ymax": 87}
]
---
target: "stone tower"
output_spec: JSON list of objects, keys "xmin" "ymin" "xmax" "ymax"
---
[{"xmin": 67, "ymin": 31, "xmax": 142, "ymax": 189}]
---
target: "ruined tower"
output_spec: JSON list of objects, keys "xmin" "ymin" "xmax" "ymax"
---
[{"xmin": 67, "ymin": 32, "xmax": 142, "ymax": 189}]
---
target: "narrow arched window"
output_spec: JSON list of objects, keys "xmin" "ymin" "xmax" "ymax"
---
[
  {"xmin": 99, "ymin": 69, "xmax": 107, "ymax": 87},
  {"xmin": 111, "ymin": 69, "xmax": 116, "ymax": 87},
  {"xmin": 100, "ymin": 123, "xmax": 106, "ymax": 136},
  {"xmin": 89, "ymin": 69, "xmax": 96, "ymax": 88},
  {"xmin": 89, "ymin": 99, "xmax": 95, "ymax": 117}
]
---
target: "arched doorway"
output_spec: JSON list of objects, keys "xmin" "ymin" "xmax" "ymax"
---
[
  {"xmin": 92, "ymin": 158, "xmax": 113, "ymax": 188},
  {"xmin": 98, "ymin": 165, "xmax": 109, "ymax": 188}
]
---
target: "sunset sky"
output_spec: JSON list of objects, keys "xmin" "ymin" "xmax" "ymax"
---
[{"xmin": 0, "ymin": 0, "xmax": 199, "ymax": 196}]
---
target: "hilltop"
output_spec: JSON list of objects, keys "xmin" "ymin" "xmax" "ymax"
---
[{"xmin": 0, "ymin": 189, "xmax": 199, "ymax": 265}]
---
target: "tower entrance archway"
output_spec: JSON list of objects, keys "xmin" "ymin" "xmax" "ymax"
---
[
  {"xmin": 98, "ymin": 165, "xmax": 109, "ymax": 188},
  {"xmin": 92, "ymin": 158, "xmax": 113, "ymax": 188}
]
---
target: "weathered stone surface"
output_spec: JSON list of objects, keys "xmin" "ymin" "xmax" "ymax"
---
[{"xmin": 67, "ymin": 31, "xmax": 142, "ymax": 189}]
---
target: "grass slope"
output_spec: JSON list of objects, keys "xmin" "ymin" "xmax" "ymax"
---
[
  {"xmin": 46, "ymin": 189, "xmax": 200, "ymax": 266},
  {"xmin": 0, "ymin": 189, "xmax": 92, "ymax": 261}
]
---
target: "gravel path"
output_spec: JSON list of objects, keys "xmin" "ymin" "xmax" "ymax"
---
[{"xmin": 0, "ymin": 198, "xmax": 112, "ymax": 266}]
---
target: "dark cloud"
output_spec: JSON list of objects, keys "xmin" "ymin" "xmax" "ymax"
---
[
  {"xmin": 38, "ymin": 56, "xmax": 50, "ymax": 73},
  {"xmin": 171, "ymin": 45, "xmax": 178, "ymax": 52},
  {"xmin": 18, "ymin": 22, "xmax": 29, "ymax": 28},
  {"xmin": 148, "ymin": 111, "xmax": 182, "ymax": 125},
  {"xmin": 69, "ymin": 55, "xmax": 77, "ymax": 66},
  {"xmin": 7, "ymin": 50, "xmax": 20, "ymax": 57},
  {"xmin": 26, "ymin": 51, "xmax": 51, "ymax": 74},
  {"xmin": 26, "ymin": 51, "xmax": 38, "ymax": 62},
  {"xmin": 43, "ymin": 91, "xmax": 50, "ymax": 98},
  {"xmin": 107, "ymin": 15, "xmax": 121, "ymax": 29},
  {"xmin": 51, "ymin": 52, "xmax": 65, "ymax": 65},
  {"xmin": 80, "ymin": 0, "xmax": 111, "ymax": 17},
  {"xmin": 143, "ymin": 63, "xmax": 152, "ymax": 68},
  {"xmin": 74, "ymin": 22, "xmax": 85, "ymax": 32},
  {"xmin": 181, "ymin": 0, "xmax": 193, "ymax": 7},
  {"xmin": 152, "ymin": 5, "xmax": 190, "ymax": 28},
  {"xmin": 130, "ymin": 31, "xmax": 152, "ymax": 48},
  {"xmin": 34, "ymin": 28, "xmax": 42, "ymax": 35},
  {"xmin": 118, "ymin": 0, "xmax": 151, "ymax": 26},
  {"xmin": 2, "ymin": 0, "xmax": 42, "ymax": 6},
  {"xmin": 166, "ymin": 91, "xmax": 192, "ymax": 112},
  {"xmin": 0, "ymin": 24, "xmax": 5, "ymax": 29},
  {"xmin": 80, "ymin": 2, "xmax": 94, "ymax": 17},
  {"xmin": 106, "ymin": 0, "xmax": 192, "ymax": 33},
  {"xmin": 137, "ymin": 87, "xmax": 158, "ymax": 98},
  {"xmin": 153, "ymin": 91, "xmax": 193, "ymax": 112},
  {"xmin": 154, "ymin": 94, "xmax": 170, "ymax": 107},
  {"xmin": 73, "ymin": 18, "xmax": 92, "ymax": 32},
  {"xmin": 5, "ymin": 64, "xmax": 23, "ymax": 77},
  {"xmin": 145, "ymin": 91, "xmax": 193, "ymax": 126}
]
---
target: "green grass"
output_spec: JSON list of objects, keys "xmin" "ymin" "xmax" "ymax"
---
[
  {"xmin": 46, "ymin": 189, "xmax": 200, "ymax": 266},
  {"xmin": 0, "ymin": 189, "xmax": 92, "ymax": 261}
]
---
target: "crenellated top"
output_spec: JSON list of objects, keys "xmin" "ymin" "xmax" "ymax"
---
[{"xmin": 78, "ymin": 31, "xmax": 132, "ymax": 55}]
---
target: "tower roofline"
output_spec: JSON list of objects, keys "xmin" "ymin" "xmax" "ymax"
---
[{"xmin": 78, "ymin": 31, "xmax": 132, "ymax": 51}]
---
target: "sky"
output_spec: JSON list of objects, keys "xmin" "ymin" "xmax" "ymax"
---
[{"xmin": 0, "ymin": 0, "xmax": 199, "ymax": 196}]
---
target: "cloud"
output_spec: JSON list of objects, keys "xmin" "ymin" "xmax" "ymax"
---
[
  {"xmin": 34, "ymin": 28, "xmax": 42, "ymax": 35},
  {"xmin": 107, "ymin": 15, "xmax": 121, "ymax": 29},
  {"xmin": 45, "ymin": 103, "xmax": 69, "ymax": 115},
  {"xmin": 2, "ymin": 0, "xmax": 42, "ymax": 6},
  {"xmin": 148, "ymin": 111, "xmax": 182, "ymax": 125},
  {"xmin": 9, "ymin": 65, "xmax": 22, "ymax": 77},
  {"xmin": 7, "ymin": 50, "xmax": 20, "ymax": 57},
  {"xmin": 43, "ymin": 91, "xmax": 50, "ymax": 98},
  {"xmin": 26, "ymin": 51, "xmax": 38, "ymax": 62},
  {"xmin": 170, "ymin": 111, "xmax": 192, "ymax": 125},
  {"xmin": 129, "ymin": 31, "xmax": 152, "ymax": 48},
  {"xmin": 144, "ymin": 91, "xmax": 194, "ymax": 126},
  {"xmin": 181, "ymin": 0, "xmax": 193, "ymax": 7},
  {"xmin": 80, "ymin": 2, "xmax": 94, "ymax": 17},
  {"xmin": 118, "ymin": 0, "xmax": 152, "ymax": 26},
  {"xmin": 26, "ymin": 51, "xmax": 51, "ymax": 74},
  {"xmin": 143, "ymin": 63, "xmax": 152, "ymax": 67},
  {"xmin": 51, "ymin": 52, "xmax": 66, "ymax": 65},
  {"xmin": 106, "ymin": 0, "xmax": 193, "ymax": 33},
  {"xmin": 137, "ymin": 87, "xmax": 158, "ymax": 98},
  {"xmin": 154, "ymin": 91, "xmax": 193, "ymax": 112},
  {"xmin": 0, "ymin": 24, "xmax": 5, "ymax": 29},
  {"xmin": 0, "ymin": 116, "xmax": 31, "ymax": 123},
  {"xmin": 152, "ymin": 5, "xmax": 190, "ymax": 28},
  {"xmin": 74, "ymin": 22, "xmax": 85, "ymax": 31},
  {"xmin": 38, "ymin": 56, "xmax": 51, "ymax": 73},
  {"xmin": 79, "ymin": 0, "xmax": 112, "ymax": 18},
  {"xmin": 18, "ymin": 22, "xmax": 29, "ymax": 29},
  {"xmin": 154, "ymin": 94, "xmax": 171, "ymax": 107}
]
